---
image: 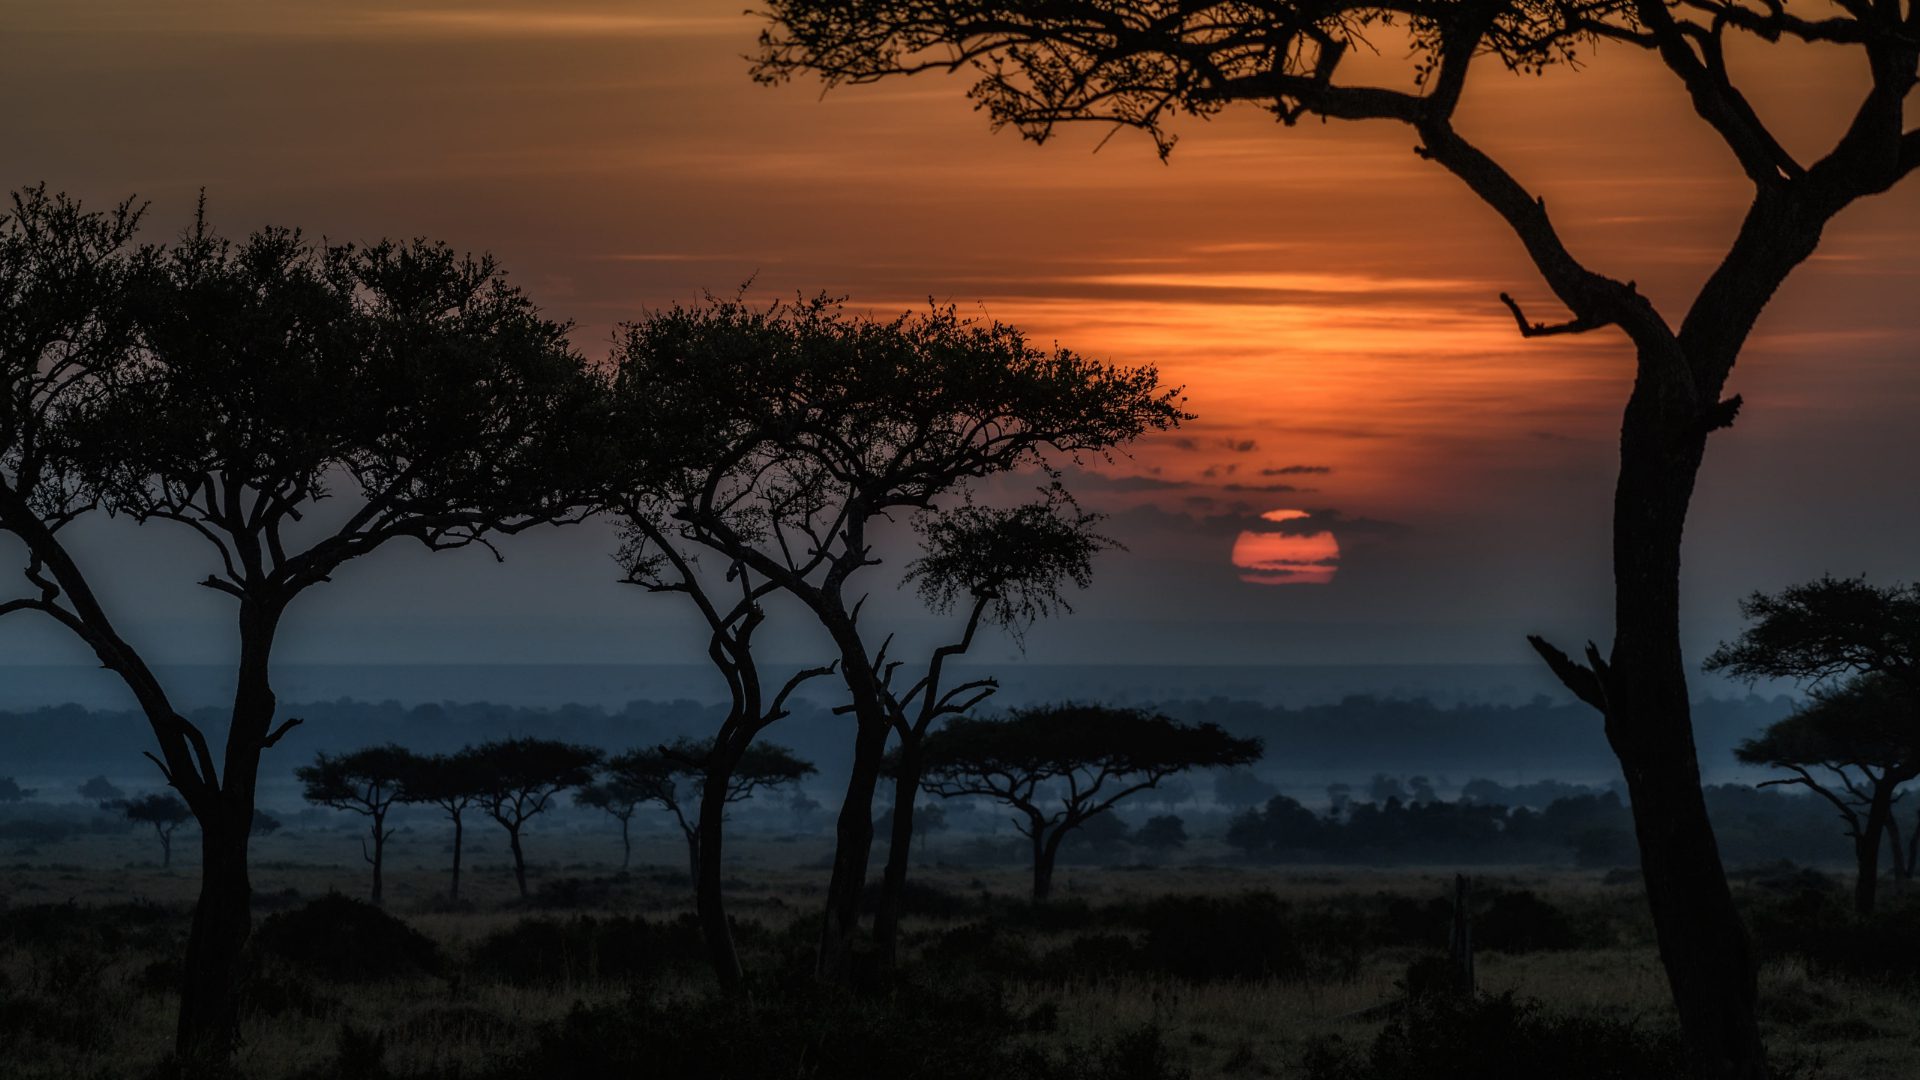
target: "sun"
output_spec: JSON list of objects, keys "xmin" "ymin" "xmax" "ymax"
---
[{"xmin": 1231, "ymin": 509, "xmax": 1340, "ymax": 586}]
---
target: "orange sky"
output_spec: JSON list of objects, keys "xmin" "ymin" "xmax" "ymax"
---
[{"xmin": 1, "ymin": 0, "xmax": 1914, "ymax": 664}]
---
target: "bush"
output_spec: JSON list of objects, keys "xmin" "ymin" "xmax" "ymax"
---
[
  {"xmin": 1476, "ymin": 890, "xmax": 1578, "ymax": 953},
  {"xmin": 251, "ymin": 895, "xmax": 441, "ymax": 982},
  {"xmin": 1748, "ymin": 890, "xmax": 1920, "ymax": 984},
  {"xmin": 468, "ymin": 913, "xmax": 710, "ymax": 986},
  {"xmin": 1300, "ymin": 991, "xmax": 1688, "ymax": 1080}
]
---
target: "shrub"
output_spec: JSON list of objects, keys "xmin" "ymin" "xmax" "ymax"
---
[
  {"xmin": 251, "ymin": 895, "xmax": 440, "ymax": 982},
  {"xmin": 468, "ymin": 913, "xmax": 708, "ymax": 986},
  {"xmin": 1475, "ymin": 890, "xmax": 1578, "ymax": 953}
]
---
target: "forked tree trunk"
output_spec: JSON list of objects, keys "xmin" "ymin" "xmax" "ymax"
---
[
  {"xmin": 872, "ymin": 745, "xmax": 923, "ymax": 976},
  {"xmin": 695, "ymin": 771, "xmax": 744, "ymax": 991},
  {"xmin": 368, "ymin": 811, "xmax": 388, "ymax": 906},
  {"xmin": 1032, "ymin": 824, "xmax": 1068, "ymax": 903},
  {"xmin": 815, "ymin": 716, "xmax": 888, "ymax": 984},
  {"xmin": 157, "ymin": 824, "xmax": 174, "ymax": 867}
]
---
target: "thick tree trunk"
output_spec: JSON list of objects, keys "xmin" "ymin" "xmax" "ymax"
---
[
  {"xmin": 508, "ymin": 826, "xmax": 528, "ymax": 898},
  {"xmin": 1853, "ymin": 784, "xmax": 1894, "ymax": 916},
  {"xmin": 1032, "ymin": 827, "xmax": 1066, "ymax": 903},
  {"xmin": 815, "ymin": 716, "xmax": 888, "ymax": 984},
  {"xmin": 1596, "ymin": 379, "xmax": 1767, "ymax": 1080},
  {"xmin": 449, "ymin": 812, "xmax": 464, "ymax": 902},
  {"xmin": 872, "ymin": 746, "xmax": 922, "ymax": 976},
  {"xmin": 175, "ymin": 812, "xmax": 251, "ymax": 1065},
  {"xmin": 695, "ymin": 771, "xmax": 744, "ymax": 991}
]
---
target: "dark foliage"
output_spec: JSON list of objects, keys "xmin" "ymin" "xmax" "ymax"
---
[
  {"xmin": 467, "ymin": 913, "xmax": 714, "ymax": 986},
  {"xmin": 251, "ymin": 896, "xmax": 441, "ymax": 983}
]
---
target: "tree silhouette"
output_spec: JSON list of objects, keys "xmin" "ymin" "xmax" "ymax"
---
[
  {"xmin": 468, "ymin": 737, "xmax": 602, "ymax": 899},
  {"xmin": 1135, "ymin": 814, "xmax": 1188, "ymax": 852},
  {"xmin": 601, "ymin": 736, "xmax": 816, "ymax": 986},
  {"xmin": 0, "ymin": 776, "xmax": 33, "ymax": 802},
  {"xmin": 0, "ymin": 188, "xmax": 602, "ymax": 1062},
  {"xmin": 1735, "ymin": 676, "xmax": 1918, "ymax": 915},
  {"xmin": 77, "ymin": 775, "xmax": 124, "ymax": 803},
  {"xmin": 915, "ymin": 705, "xmax": 1261, "ymax": 900},
  {"xmin": 295, "ymin": 745, "xmax": 419, "ymax": 906},
  {"xmin": 400, "ymin": 749, "xmax": 491, "ymax": 903},
  {"xmin": 755, "ymin": 7, "xmax": 1920, "ymax": 1070},
  {"xmin": 607, "ymin": 294, "xmax": 1182, "ymax": 984},
  {"xmin": 573, "ymin": 777, "xmax": 651, "ymax": 871},
  {"xmin": 113, "ymin": 792, "xmax": 192, "ymax": 867}
]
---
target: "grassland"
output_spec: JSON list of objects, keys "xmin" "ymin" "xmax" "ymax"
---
[{"xmin": 3, "ymin": 827, "xmax": 1917, "ymax": 1079}]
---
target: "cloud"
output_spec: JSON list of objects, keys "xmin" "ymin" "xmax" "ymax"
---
[
  {"xmin": 1262, "ymin": 465, "xmax": 1333, "ymax": 475},
  {"xmin": 1061, "ymin": 470, "xmax": 1192, "ymax": 492},
  {"xmin": 1221, "ymin": 483, "xmax": 1305, "ymax": 493},
  {"xmin": 1219, "ymin": 438, "xmax": 1260, "ymax": 453},
  {"xmin": 1264, "ymin": 509, "xmax": 1410, "ymax": 539}
]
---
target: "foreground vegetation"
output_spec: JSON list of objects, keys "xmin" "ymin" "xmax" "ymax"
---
[{"xmin": 4, "ymin": 836, "xmax": 1917, "ymax": 1079}]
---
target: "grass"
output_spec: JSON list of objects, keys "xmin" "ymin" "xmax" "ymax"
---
[{"xmin": 3, "ymin": 828, "xmax": 1917, "ymax": 1078}]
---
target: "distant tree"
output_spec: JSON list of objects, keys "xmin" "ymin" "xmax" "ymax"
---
[
  {"xmin": 573, "ymin": 777, "xmax": 651, "ymax": 870},
  {"xmin": 1735, "ymin": 676, "xmax": 1918, "ymax": 915},
  {"xmin": 1369, "ymin": 774, "xmax": 1409, "ymax": 805},
  {"xmin": 115, "ymin": 792, "xmax": 192, "ymax": 866},
  {"xmin": 468, "ymin": 738, "xmax": 602, "ymax": 899},
  {"xmin": 608, "ymin": 737, "xmax": 817, "ymax": 886},
  {"xmin": 606, "ymin": 295, "xmax": 1180, "ymax": 982},
  {"xmin": 1135, "ymin": 814, "xmax": 1187, "ymax": 852},
  {"xmin": 399, "ymin": 749, "xmax": 491, "ymax": 903},
  {"xmin": 1408, "ymin": 776, "xmax": 1438, "ymax": 805},
  {"xmin": 251, "ymin": 810, "xmax": 281, "ymax": 837},
  {"xmin": 1709, "ymin": 576, "xmax": 1920, "ymax": 908},
  {"xmin": 0, "ymin": 776, "xmax": 33, "ymax": 802},
  {"xmin": 1326, "ymin": 783, "xmax": 1353, "ymax": 819},
  {"xmin": 77, "ymin": 775, "xmax": 123, "ymax": 803},
  {"xmin": 295, "ymin": 745, "xmax": 419, "ymax": 905},
  {"xmin": 756, "ymin": 6, "xmax": 1920, "ymax": 1071},
  {"xmin": 0, "ymin": 190, "xmax": 602, "ymax": 1061},
  {"xmin": 917, "ymin": 705, "xmax": 1261, "ymax": 900},
  {"xmin": 1212, "ymin": 767, "xmax": 1277, "ymax": 808}
]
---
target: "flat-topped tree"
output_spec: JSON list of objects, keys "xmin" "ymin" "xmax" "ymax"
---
[
  {"xmin": 1734, "ymin": 675, "xmax": 1918, "ymax": 915},
  {"xmin": 468, "ymin": 737, "xmax": 602, "ymax": 899},
  {"xmin": 0, "ymin": 190, "xmax": 602, "ymax": 1063},
  {"xmin": 295, "ymin": 745, "xmax": 419, "ymax": 905},
  {"xmin": 574, "ymin": 776, "xmax": 651, "ymax": 870},
  {"xmin": 112, "ymin": 792, "xmax": 192, "ymax": 867},
  {"xmin": 400, "ymin": 749, "xmax": 491, "ymax": 902},
  {"xmin": 915, "ymin": 705, "xmax": 1261, "ymax": 901},
  {"xmin": 757, "ymin": 5, "xmax": 1920, "ymax": 1070},
  {"xmin": 601, "ymin": 736, "xmax": 818, "ymax": 986},
  {"xmin": 608, "ymin": 294, "xmax": 1182, "ymax": 984}
]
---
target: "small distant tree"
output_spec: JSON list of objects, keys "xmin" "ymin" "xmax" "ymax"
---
[
  {"xmin": 608, "ymin": 737, "xmax": 817, "ymax": 887},
  {"xmin": 251, "ymin": 811, "xmax": 281, "ymax": 837},
  {"xmin": 1213, "ymin": 767, "xmax": 1278, "ymax": 808},
  {"xmin": 917, "ymin": 705, "xmax": 1261, "ymax": 900},
  {"xmin": 468, "ymin": 738, "xmax": 602, "ymax": 899},
  {"xmin": 573, "ymin": 777, "xmax": 651, "ymax": 870},
  {"xmin": 0, "ymin": 776, "xmax": 34, "ymax": 802},
  {"xmin": 116, "ymin": 792, "xmax": 192, "ymax": 866},
  {"xmin": 77, "ymin": 775, "xmax": 123, "ymax": 802},
  {"xmin": 399, "ymin": 749, "xmax": 491, "ymax": 903},
  {"xmin": 1735, "ymin": 676, "xmax": 1917, "ymax": 915},
  {"xmin": 1135, "ymin": 814, "xmax": 1187, "ymax": 853},
  {"xmin": 295, "ymin": 745, "xmax": 419, "ymax": 905}
]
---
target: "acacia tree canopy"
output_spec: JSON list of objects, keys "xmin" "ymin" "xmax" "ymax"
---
[{"xmin": 1707, "ymin": 576, "xmax": 1920, "ymax": 692}]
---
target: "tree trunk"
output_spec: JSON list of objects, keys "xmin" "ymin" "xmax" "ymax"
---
[
  {"xmin": 174, "ymin": 812, "xmax": 251, "ymax": 1065},
  {"xmin": 695, "ymin": 770, "xmax": 744, "ymax": 991},
  {"xmin": 508, "ymin": 825, "xmax": 528, "ymax": 898},
  {"xmin": 872, "ymin": 745, "xmax": 922, "ymax": 977},
  {"xmin": 157, "ymin": 823, "xmax": 173, "ymax": 867},
  {"xmin": 449, "ymin": 812, "xmax": 464, "ymax": 902},
  {"xmin": 620, "ymin": 816, "xmax": 631, "ymax": 871},
  {"xmin": 369, "ymin": 811, "xmax": 387, "ymax": 906},
  {"xmin": 1033, "ymin": 826, "xmax": 1066, "ymax": 903},
  {"xmin": 1594, "ymin": 378, "xmax": 1767, "ymax": 1080},
  {"xmin": 1853, "ymin": 782, "xmax": 1894, "ymax": 916},
  {"xmin": 815, "ymin": 715, "xmax": 889, "ymax": 984}
]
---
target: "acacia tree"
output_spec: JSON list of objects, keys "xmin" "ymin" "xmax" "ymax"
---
[
  {"xmin": 113, "ymin": 792, "xmax": 193, "ymax": 867},
  {"xmin": 1734, "ymin": 676, "xmax": 1917, "ymax": 915},
  {"xmin": 916, "ymin": 705, "xmax": 1262, "ymax": 900},
  {"xmin": 756, "ymin": 6, "xmax": 1920, "ymax": 1072},
  {"xmin": 0, "ymin": 190, "xmax": 602, "ymax": 1062},
  {"xmin": 295, "ymin": 745, "xmax": 419, "ymax": 905},
  {"xmin": 602, "ymin": 736, "xmax": 817, "ymax": 986},
  {"xmin": 608, "ymin": 294, "xmax": 1182, "ymax": 984},
  {"xmin": 469, "ymin": 737, "xmax": 602, "ymax": 899},
  {"xmin": 400, "ymin": 749, "xmax": 491, "ymax": 902},
  {"xmin": 573, "ymin": 775, "xmax": 651, "ymax": 870}
]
